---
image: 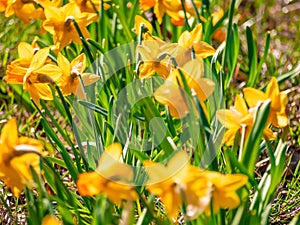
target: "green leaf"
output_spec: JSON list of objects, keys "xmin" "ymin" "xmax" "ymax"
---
[
  {"xmin": 246, "ymin": 26, "xmax": 258, "ymax": 87},
  {"xmin": 241, "ymin": 100, "xmax": 270, "ymax": 175}
]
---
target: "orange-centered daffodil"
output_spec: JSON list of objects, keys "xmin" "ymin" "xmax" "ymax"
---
[
  {"xmin": 5, "ymin": 42, "xmax": 38, "ymax": 84},
  {"xmin": 22, "ymin": 47, "xmax": 62, "ymax": 106}
]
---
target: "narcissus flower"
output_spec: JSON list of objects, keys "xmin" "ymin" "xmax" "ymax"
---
[
  {"xmin": 76, "ymin": 143, "xmax": 138, "ymax": 204},
  {"xmin": 154, "ymin": 59, "xmax": 215, "ymax": 119},
  {"xmin": 5, "ymin": 42, "xmax": 38, "ymax": 84},
  {"xmin": 144, "ymin": 151, "xmax": 211, "ymax": 219},
  {"xmin": 217, "ymin": 95, "xmax": 253, "ymax": 146},
  {"xmin": 177, "ymin": 24, "xmax": 215, "ymax": 63},
  {"xmin": 139, "ymin": 0, "xmax": 201, "ymax": 25},
  {"xmin": 204, "ymin": 172, "xmax": 248, "ymax": 213},
  {"xmin": 243, "ymin": 77, "xmax": 288, "ymax": 127},
  {"xmin": 0, "ymin": 119, "xmax": 44, "ymax": 197},
  {"xmin": 4, "ymin": 0, "xmax": 44, "ymax": 23},
  {"xmin": 217, "ymin": 95, "xmax": 275, "ymax": 146},
  {"xmin": 137, "ymin": 39, "xmax": 171, "ymax": 78},
  {"xmin": 57, "ymin": 53, "xmax": 100, "ymax": 98},
  {"xmin": 69, "ymin": 0, "xmax": 110, "ymax": 13},
  {"xmin": 43, "ymin": 3, "xmax": 98, "ymax": 50},
  {"xmin": 22, "ymin": 48, "xmax": 62, "ymax": 106},
  {"xmin": 6, "ymin": 46, "xmax": 61, "ymax": 106}
]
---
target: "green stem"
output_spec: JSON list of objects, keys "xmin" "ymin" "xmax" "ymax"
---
[
  {"xmin": 180, "ymin": 0, "xmax": 191, "ymax": 31},
  {"xmin": 221, "ymin": 0, "xmax": 236, "ymax": 83},
  {"xmin": 239, "ymin": 124, "xmax": 246, "ymax": 161},
  {"xmin": 190, "ymin": 0, "xmax": 201, "ymax": 24}
]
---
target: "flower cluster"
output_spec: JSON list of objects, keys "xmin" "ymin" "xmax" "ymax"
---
[
  {"xmin": 0, "ymin": 0, "xmax": 291, "ymax": 223},
  {"xmin": 5, "ymin": 42, "xmax": 99, "ymax": 106},
  {"xmin": 76, "ymin": 143, "xmax": 248, "ymax": 220},
  {"xmin": 136, "ymin": 17, "xmax": 216, "ymax": 119}
]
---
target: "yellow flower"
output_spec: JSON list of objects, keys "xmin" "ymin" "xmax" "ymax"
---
[
  {"xmin": 42, "ymin": 215, "xmax": 61, "ymax": 225},
  {"xmin": 217, "ymin": 95, "xmax": 275, "ymax": 146},
  {"xmin": 23, "ymin": 47, "xmax": 62, "ymax": 106},
  {"xmin": 136, "ymin": 39, "xmax": 171, "ymax": 78},
  {"xmin": 5, "ymin": 44, "xmax": 61, "ymax": 106},
  {"xmin": 57, "ymin": 53, "xmax": 100, "ymax": 98},
  {"xmin": 42, "ymin": 3, "xmax": 98, "ymax": 50},
  {"xmin": 154, "ymin": 59, "xmax": 215, "ymax": 119},
  {"xmin": 203, "ymin": 172, "xmax": 248, "ymax": 213},
  {"xmin": 69, "ymin": 0, "xmax": 110, "ymax": 13},
  {"xmin": 37, "ymin": 0, "xmax": 62, "ymax": 9},
  {"xmin": 217, "ymin": 95, "xmax": 253, "ymax": 146},
  {"xmin": 178, "ymin": 24, "xmax": 215, "ymax": 59},
  {"xmin": 144, "ymin": 151, "xmax": 211, "ymax": 219},
  {"xmin": 5, "ymin": 41, "xmax": 39, "ymax": 84},
  {"xmin": 243, "ymin": 77, "xmax": 288, "ymax": 127},
  {"xmin": 76, "ymin": 143, "xmax": 138, "ymax": 204},
  {"xmin": 5, "ymin": 0, "xmax": 44, "ymax": 23},
  {"xmin": 139, "ymin": 0, "xmax": 201, "ymax": 25},
  {"xmin": 0, "ymin": 119, "xmax": 44, "ymax": 197}
]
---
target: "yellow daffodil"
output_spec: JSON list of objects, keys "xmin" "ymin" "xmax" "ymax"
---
[
  {"xmin": 217, "ymin": 95, "xmax": 254, "ymax": 146},
  {"xmin": 69, "ymin": 0, "xmax": 110, "ymax": 13},
  {"xmin": 5, "ymin": 41, "xmax": 39, "ymax": 84},
  {"xmin": 57, "ymin": 53, "xmax": 99, "ymax": 98},
  {"xmin": 203, "ymin": 172, "xmax": 248, "ymax": 213},
  {"xmin": 136, "ymin": 39, "xmax": 171, "ymax": 78},
  {"xmin": 42, "ymin": 215, "xmax": 61, "ymax": 225},
  {"xmin": 178, "ymin": 24, "xmax": 215, "ymax": 60},
  {"xmin": 43, "ymin": 3, "xmax": 98, "ymax": 50},
  {"xmin": 144, "ymin": 151, "xmax": 211, "ymax": 219},
  {"xmin": 139, "ymin": 0, "xmax": 201, "ymax": 25},
  {"xmin": 243, "ymin": 77, "xmax": 288, "ymax": 127},
  {"xmin": 23, "ymin": 48, "xmax": 62, "ymax": 106},
  {"xmin": 77, "ymin": 143, "xmax": 138, "ymax": 204},
  {"xmin": 154, "ymin": 59, "xmax": 215, "ymax": 119},
  {"xmin": 5, "ymin": 44, "xmax": 61, "ymax": 106},
  {"xmin": 169, "ymin": 0, "xmax": 203, "ymax": 26},
  {"xmin": 217, "ymin": 95, "xmax": 275, "ymax": 146},
  {"xmin": 37, "ymin": 0, "xmax": 62, "ymax": 10},
  {"xmin": 5, "ymin": 0, "xmax": 44, "ymax": 23},
  {"xmin": 0, "ymin": 119, "xmax": 44, "ymax": 197}
]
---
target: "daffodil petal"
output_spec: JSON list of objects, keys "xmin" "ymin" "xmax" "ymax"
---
[
  {"xmin": 243, "ymin": 87, "xmax": 266, "ymax": 107},
  {"xmin": 18, "ymin": 42, "xmax": 34, "ymax": 59},
  {"xmin": 81, "ymin": 73, "xmax": 100, "ymax": 86}
]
